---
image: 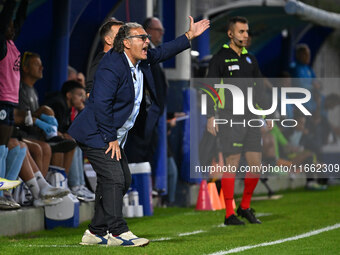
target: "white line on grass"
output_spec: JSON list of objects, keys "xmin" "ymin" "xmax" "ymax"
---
[
  {"xmin": 208, "ymin": 223, "xmax": 340, "ymax": 255},
  {"xmin": 151, "ymin": 229, "xmax": 206, "ymax": 242},
  {"xmin": 28, "ymin": 245, "xmax": 81, "ymax": 248},
  {"xmin": 178, "ymin": 230, "xmax": 205, "ymax": 236},
  {"xmin": 255, "ymin": 213, "xmax": 273, "ymax": 217},
  {"xmin": 13, "ymin": 244, "xmax": 84, "ymax": 248},
  {"xmin": 217, "ymin": 223, "xmax": 226, "ymax": 228},
  {"xmin": 151, "ymin": 237, "xmax": 173, "ymax": 242}
]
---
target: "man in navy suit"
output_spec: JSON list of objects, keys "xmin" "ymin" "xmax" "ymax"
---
[{"xmin": 68, "ymin": 18, "xmax": 209, "ymax": 247}]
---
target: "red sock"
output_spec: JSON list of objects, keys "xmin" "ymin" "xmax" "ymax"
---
[
  {"xmin": 240, "ymin": 172, "xmax": 260, "ymax": 210},
  {"xmin": 221, "ymin": 173, "xmax": 236, "ymax": 218}
]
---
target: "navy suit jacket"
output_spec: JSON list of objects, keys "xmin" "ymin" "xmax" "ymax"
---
[
  {"xmin": 68, "ymin": 34, "xmax": 190, "ymax": 148},
  {"xmin": 124, "ymin": 44, "xmax": 170, "ymax": 163}
]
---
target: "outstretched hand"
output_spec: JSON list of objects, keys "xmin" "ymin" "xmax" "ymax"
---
[{"xmin": 186, "ymin": 16, "xmax": 210, "ymax": 40}]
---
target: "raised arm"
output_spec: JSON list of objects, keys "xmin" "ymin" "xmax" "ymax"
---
[{"xmin": 185, "ymin": 16, "xmax": 210, "ymax": 41}]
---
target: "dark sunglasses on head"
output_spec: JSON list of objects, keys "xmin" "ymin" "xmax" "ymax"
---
[
  {"xmin": 22, "ymin": 51, "xmax": 34, "ymax": 66},
  {"xmin": 126, "ymin": 34, "xmax": 151, "ymax": 42}
]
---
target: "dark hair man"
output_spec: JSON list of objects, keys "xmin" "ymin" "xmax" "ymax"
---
[
  {"xmin": 47, "ymin": 80, "xmax": 86, "ymax": 134},
  {"xmin": 207, "ymin": 16, "xmax": 272, "ymax": 226},
  {"xmin": 69, "ymin": 17, "xmax": 209, "ymax": 247},
  {"xmin": 85, "ymin": 19, "xmax": 124, "ymax": 96}
]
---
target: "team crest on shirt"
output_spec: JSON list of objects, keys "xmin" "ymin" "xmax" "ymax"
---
[
  {"xmin": 246, "ymin": 56, "xmax": 252, "ymax": 64},
  {"xmin": 13, "ymin": 55, "xmax": 21, "ymax": 71}
]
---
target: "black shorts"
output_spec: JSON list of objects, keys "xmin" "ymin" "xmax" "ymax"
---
[
  {"xmin": 0, "ymin": 103, "xmax": 14, "ymax": 126},
  {"xmin": 218, "ymin": 122, "xmax": 262, "ymax": 157}
]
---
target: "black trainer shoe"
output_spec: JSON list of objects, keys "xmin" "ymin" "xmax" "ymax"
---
[
  {"xmin": 47, "ymin": 136, "xmax": 77, "ymax": 153},
  {"xmin": 237, "ymin": 206, "xmax": 261, "ymax": 224},
  {"xmin": 224, "ymin": 214, "xmax": 245, "ymax": 225}
]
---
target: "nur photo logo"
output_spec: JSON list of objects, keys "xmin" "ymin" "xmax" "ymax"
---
[{"xmin": 197, "ymin": 79, "xmax": 312, "ymax": 128}]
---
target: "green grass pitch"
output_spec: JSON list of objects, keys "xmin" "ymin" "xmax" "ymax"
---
[{"xmin": 1, "ymin": 185, "xmax": 339, "ymax": 255}]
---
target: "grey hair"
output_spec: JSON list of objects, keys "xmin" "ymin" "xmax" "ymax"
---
[
  {"xmin": 68, "ymin": 65, "xmax": 77, "ymax": 76},
  {"xmin": 113, "ymin": 22, "xmax": 143, "ymax": 53}
]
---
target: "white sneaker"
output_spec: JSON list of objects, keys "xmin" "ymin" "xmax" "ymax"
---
[
  {"xmin": 80, "ymin": 185, "xmax": 95, "ymax": 200},
  {"xmin": 33, "ymin": 197, "xmax": 63, "ymax": 207},
  {"xmin": 107, "ymin": 231, "xmax": 149, "ymax": 247},
  {"xmin": 0, "ymin": 178, "xmax": 21, "ymax": 190},
  {"xmin": 40, "ymin": 185, "xmax": 70, "ymax": 199},
  {"xmin": 3, "ymin": 190, "xmax": 21, "ymax": 209},
  {"xmin": 71, "ymin": 186, "xmax": 95, "ymax": 202},
  {"xmin": 0, "ymin": 196, "xmax": 21, "ymax": 210},
  {"xmin": 80, "ymin": 229, "xmax": 109, "ymax": 245}
]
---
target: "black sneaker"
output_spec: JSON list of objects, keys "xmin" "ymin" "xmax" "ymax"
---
[
  {"xmin": 237, "ymin": 206, "xmax": 261, "ymax": 224},
  {"xmin": 224, "ymin": 214, "xmax": 245, "ymax": 225},
  {"xmin": 47, "ymin": 136, "xmax": 77, "ymax": 153}
]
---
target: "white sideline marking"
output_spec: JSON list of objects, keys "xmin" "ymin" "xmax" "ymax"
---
[
  {"xmin": 152, "ymin": 237, "xmax": 172, "ymax": 242},
  {"xmin": 255, "ymin": 213, "xmax": 273, "ymax": 217},
  {"xmin": 178, "ymin": 230, "xmax": 205, "ymax": 236},
  {"xmin": 28, "ymin": 245, "xmax": 80, "ymax": 248},
  {"xmin": 208, "ymin": 223, "xmax": 340, "ymax": 255},
  {"xmin": 13, "ymin": 245, "xmax": 82, "ymax": 248},
  {"xmin": 151, "ymin": 229, "xmax": 205, "ymax": 242}
]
